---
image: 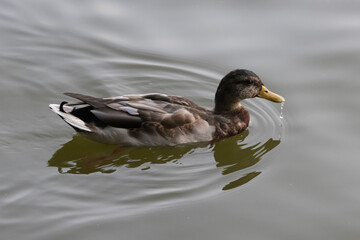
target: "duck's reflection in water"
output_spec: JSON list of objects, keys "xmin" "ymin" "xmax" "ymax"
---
[
  {"xmin": 212, "ymin": 131, "xmax": 280, "ymax": 190},
  {"xmin": 48, "ymin": 135, "xmax": 203, "ymax": 174},
  {"xmin": 48, "ymin": 132, "xmax": 280, "ymax": 190}
]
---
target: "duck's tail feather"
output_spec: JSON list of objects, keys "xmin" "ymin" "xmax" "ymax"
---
[{"xmin": 49, "ymin": 104, "xmax": 92, "ymax": 132}]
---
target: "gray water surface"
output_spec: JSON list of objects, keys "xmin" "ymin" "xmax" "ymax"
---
[{"xmin": 1, "ymin": 0, "xmax": 360, "ymax": 240}]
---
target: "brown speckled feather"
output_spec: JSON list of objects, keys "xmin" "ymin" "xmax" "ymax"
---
[{"xmin": 52, "ymin": 92, "xmax": 218, "ymax": 145}]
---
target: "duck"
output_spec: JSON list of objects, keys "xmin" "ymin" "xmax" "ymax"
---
[{"xmin": 49, "ymin": 69, "xmax": 285, "ymax": 146}]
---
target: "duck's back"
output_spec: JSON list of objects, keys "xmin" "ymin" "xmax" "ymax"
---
[{"xmin": 50, "ymin": 93, "xmax": 217, "ymax": 146}]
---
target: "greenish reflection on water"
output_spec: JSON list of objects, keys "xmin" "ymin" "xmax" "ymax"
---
[
  {"xmin": 48, "ymin": 136, "xmax": 199, "ymax": 174},
  {"xmin": 49, "ymin": 132, "xmax": 280, "ymax": 190},
  {"xmin": 213, "ymin": 131, "xmax": 280, "ymax": 190}
]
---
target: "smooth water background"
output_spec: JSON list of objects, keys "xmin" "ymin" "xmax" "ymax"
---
[{"xmin": 1, "ymin": 0, "xmax": 360, "ymax": 239}]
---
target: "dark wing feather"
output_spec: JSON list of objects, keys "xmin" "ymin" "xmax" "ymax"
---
[
  {"xmin": 91, "ymin": 108, "xmax": 142, "ymax": 128},
  {"xmin": 64, "ymin": 92, "xmax": 110, "ymax": 108}
]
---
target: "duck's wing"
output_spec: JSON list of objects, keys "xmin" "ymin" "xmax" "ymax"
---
[{"xmin": 62, "ymin": 92, "xmax": 207, "ymax": 130}]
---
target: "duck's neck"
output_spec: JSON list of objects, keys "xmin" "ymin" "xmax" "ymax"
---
[
  {"xmin": 213, "ymin": 100, "xmax": 250, "ymax": 139},
  {"xmin": 214, "ymin": 102, "xmax": 243, "ymax": 114},
  {"xmin": 214, "ymin": 90, "xmax": 243, "ymax": 114}
]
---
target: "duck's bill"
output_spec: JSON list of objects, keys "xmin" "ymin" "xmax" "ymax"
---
[{"xmin": 257, "ymin": 85, "xmax": 285, "ymax": 103}]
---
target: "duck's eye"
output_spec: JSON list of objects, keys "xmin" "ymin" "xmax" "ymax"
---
[{"xmin": 243, "ymin": 80, "xmax": 252, "ymax": 85}]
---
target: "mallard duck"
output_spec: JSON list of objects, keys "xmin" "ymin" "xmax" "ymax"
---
[{"xmin": 49, "ymin": 69, "xmax": 285, "ymax": 146}]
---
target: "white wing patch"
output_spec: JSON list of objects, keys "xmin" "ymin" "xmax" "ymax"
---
[{"xmin": 120, "ymin": 106, "xmax": 139, "ymax": 115}]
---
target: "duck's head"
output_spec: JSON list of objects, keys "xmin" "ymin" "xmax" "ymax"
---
[{"xmin": 214, "ymin": 69, "xmax": 285, "ymax": 113}]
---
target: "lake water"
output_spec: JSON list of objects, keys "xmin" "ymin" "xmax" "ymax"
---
[{"xmin": 1, "ymin": 0, "xmax": 360, "ymax": 239}]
